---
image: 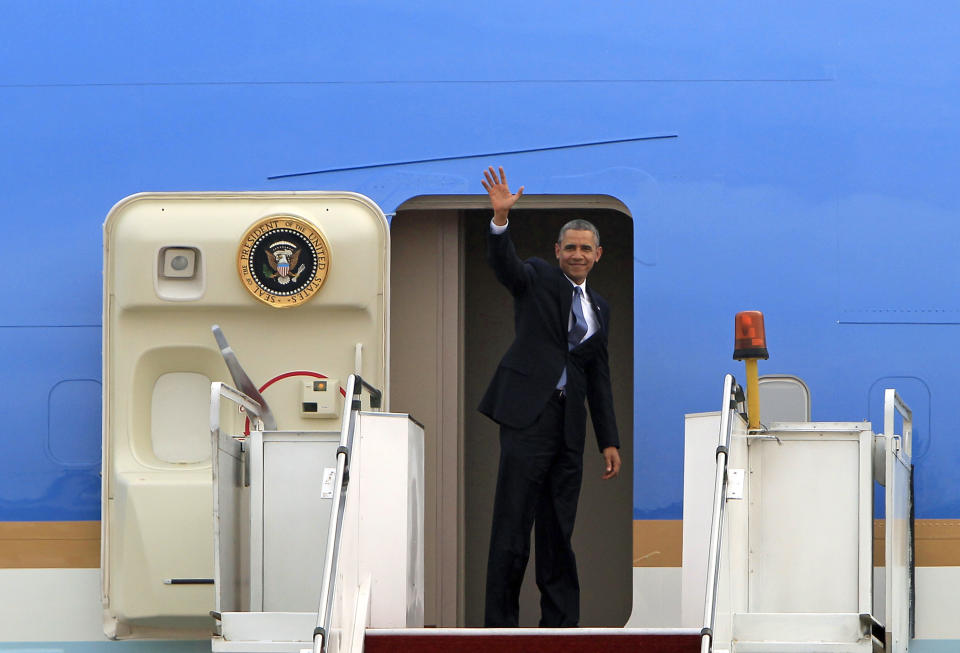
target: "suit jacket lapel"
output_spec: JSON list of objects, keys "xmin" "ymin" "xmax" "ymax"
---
[{"xmin": 558, "ymin": 271, "xmax": 573, "ymax": 341}]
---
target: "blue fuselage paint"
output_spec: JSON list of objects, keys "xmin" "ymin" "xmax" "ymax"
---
[{"xmin": 1, "ymin": 3, "xmax": 959, "ymax": 529}]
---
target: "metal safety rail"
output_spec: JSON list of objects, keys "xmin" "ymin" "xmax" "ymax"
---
[
  {"xmin": 209, "ymin": 380, "xmax": 263, "ymax": 623},
  {"xmin": 884, "ymin": 388, "xmax": 913, "ymax": 466},
  {"xmin": 700, "ymin": 374, "xmax": 745, "ymax": 653},
  {"xmin": 210, "ymin": 381, "xmax": 264, "ymax": 435},
  {"xmin": 313, "ymin": 373, "xmax": 382, "ymax": 653},
  {"xmin": 883, "ymin": 388, "xmax": 915, "ymax": 653}
]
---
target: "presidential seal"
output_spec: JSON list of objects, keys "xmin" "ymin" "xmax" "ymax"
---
[{"xmin": 237, "ymin": 215, "xmax": 331, "ymax": 307}]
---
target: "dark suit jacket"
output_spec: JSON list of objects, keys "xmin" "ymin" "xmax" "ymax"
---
[{"xmin": 478, "ymin": 226, "xmax": 620, "ymax": 453}]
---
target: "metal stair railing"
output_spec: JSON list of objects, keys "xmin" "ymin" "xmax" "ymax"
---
[
  {"xmin": 883, "ymin": 388, "xmax": 915, "ymax": 653},
  {"xmin": 313, "ymin": 373, "xmax": 382, "ymax": 653},
  {"xmin": 209, "ymin": 381, "xmax": 264, "ymax": 623},
  {"xmin": 701, "ymin": 374, "xmax": 744, "ymax": 653}
]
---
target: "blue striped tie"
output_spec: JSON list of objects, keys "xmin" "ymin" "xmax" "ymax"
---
[
  {"xmin": 558, "ymin": 286, "xmax": 588, "ymax": 389},
  {"xmin": 568, "ymin": 286, "xmax": 588, "ymax": 348}
]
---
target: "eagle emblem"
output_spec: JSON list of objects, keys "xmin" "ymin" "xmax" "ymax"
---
[
  {"xmin": 263, "ymin": 240, "xmax": 305, "ymax": 285},
  {"xmin": 237, "ymin": 215, "xmax": 331, "ymax": 308}
]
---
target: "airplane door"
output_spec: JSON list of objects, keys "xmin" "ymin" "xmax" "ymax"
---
[{"xmin": 102, "ymin": 192, "xmax": 388, "ymax": 638}]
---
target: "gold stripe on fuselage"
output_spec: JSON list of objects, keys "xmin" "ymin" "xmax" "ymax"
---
[
  {"xmin": 2, "ymin": 519, "xmax": 960, "ymax": 569},
  {"xmin": 633, "ymin": 519, "xmax": 960, "ymax": 568},
  {"xmin": 0, "ymin": 521, "xmax": 99, "ymax": 568}
]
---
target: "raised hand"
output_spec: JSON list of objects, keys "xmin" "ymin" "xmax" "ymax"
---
[{"xmin": 481, "ymin": 166, "xmax": 524, "ymax": 225}]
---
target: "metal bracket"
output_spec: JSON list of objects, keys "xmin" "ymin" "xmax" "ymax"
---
[
  {"xmin": 745, "ymin": 434, "xmax": 782, "ymax": 445},
  {"xmin": 726, "ymin": 469, "xmax": 745, "ymax": 500}
]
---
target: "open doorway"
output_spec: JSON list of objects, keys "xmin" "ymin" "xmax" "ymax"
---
[{"xmin": 390, "ymin": 195, "xmax": 634, "ymax": 627}]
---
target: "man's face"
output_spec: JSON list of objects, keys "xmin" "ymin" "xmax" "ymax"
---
[{"xmin": 555, "ymin": 229, "xmax": 602, "ymax": 284}]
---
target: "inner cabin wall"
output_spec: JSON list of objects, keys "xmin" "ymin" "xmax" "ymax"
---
[
  {"xmin": 389, "ymin": 209, "xmax": 463, "ymax": 627},
  {"xmin": 462, "ymin": 206, "xmax": 634, "ymax": 627},
  {"xmin": 391, "ymin": 202, "xmax": 634, "ymax": 627}
]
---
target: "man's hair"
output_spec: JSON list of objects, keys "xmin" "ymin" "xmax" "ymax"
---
[{"xmin": 557, "ymin": 219, "xmax": 600, "ymax": 246}]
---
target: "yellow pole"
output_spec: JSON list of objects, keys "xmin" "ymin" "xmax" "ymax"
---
[{"xmin": 745, "ymin": 358, "xmax": 760, "ymax": 430}]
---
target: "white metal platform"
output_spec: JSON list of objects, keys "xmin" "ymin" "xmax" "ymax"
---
[{"xmin": 685, "ymin": 377, "xmax": 913, "ymax": 653}]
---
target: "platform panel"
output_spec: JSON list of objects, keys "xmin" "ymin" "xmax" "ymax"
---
[
  {"xmin": 213, "ymin": 427, "xmax": 246, "ymax": 614},
  {"xmin": 260, "ymin": 434, "xmax": 339, "ymax": 612},
  {"xmin": 747, "ymin": 436, "xmax": 860, "ymax": 613}
]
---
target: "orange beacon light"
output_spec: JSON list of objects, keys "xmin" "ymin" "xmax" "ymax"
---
[{"xmin": 733, "ymin": 311, "xmax": 768, "ymax": 430}]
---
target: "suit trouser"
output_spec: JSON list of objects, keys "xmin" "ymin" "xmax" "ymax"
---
[{"xmin": 484, "ymin": 393, "xmax": 584, "ymax": 627}]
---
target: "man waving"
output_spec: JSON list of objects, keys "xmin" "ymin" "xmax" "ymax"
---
[{"xmin": 479, "ymin": 166, "xmax": 621, "ymax": 628}]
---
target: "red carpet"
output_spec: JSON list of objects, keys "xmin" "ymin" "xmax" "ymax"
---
[{"xmin": 365, "ymin": 629, "xmax": 702, "ymax": 653}]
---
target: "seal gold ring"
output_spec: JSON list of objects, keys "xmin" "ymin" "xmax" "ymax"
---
[{"xmin": 237, "ymin": 215, "xmax": 331, "ymax": 308}]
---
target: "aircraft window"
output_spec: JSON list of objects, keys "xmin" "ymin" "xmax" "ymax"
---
[
  {"xmin": 48, "ymin": 379, "xmax": 102, "ymax": 466},
  {"xmin": 151, "ymin": 372, "xmax": 211, "ymax": 464}
]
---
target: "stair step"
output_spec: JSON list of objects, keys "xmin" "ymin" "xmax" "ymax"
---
[
  {"xmin": 733, "ymin": 643, "xmax": 869, "ymax": 653},
  {"xmin": 729, "ymin": 612, "xmax": 874, "ymax": 652},
  {"xmin": 366, "ymin": 628, "xmax": 702, "ymax": 653}
]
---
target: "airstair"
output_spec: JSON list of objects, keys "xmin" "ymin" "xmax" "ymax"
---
[
  {"xmin": 208, "ymin": 369, "xmax": 912, "ymax": 653},
  {"xmin": 208, "ymin": 326, "xmax": 702, "ymax": 653},
  {"xmin": 209, "ymin": 327, "xmax": 424, "ymax": 653},
  {"xmin": 685, "ymin": 375, "xmax": 914, "ymax": 653}
]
